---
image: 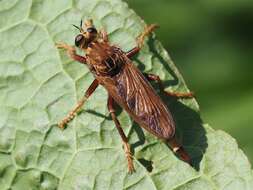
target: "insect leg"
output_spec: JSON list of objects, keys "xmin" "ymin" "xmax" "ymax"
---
[
  {"xmin": 137, "ymin": 24, "xmax": 159, "ymax": 48},
  {"xmin": 144, "ymin": 73, "xmax": 194, "ymax": 98},
  {"xmin": 58, "ymin": 79, "xmax": 99, "ymax": 129},
  {"xmin": 56, "ymin": 42, "xmax": 86, "ymax": 63},
  {"xmin": 167, "ymin": 137, "xmax": 191, "ymax": 164},
  {"xmin": 99, "ymin": 29, "xmax": 109, "ymax": 42},
  {"xmin": 126, "ymin": 24, "xmax": 159, "ymax": 58},
  {"xmin": 107, "ymin": 96, "xmax": 135, "ymax": 173},
  {"xmin": 126, "ymin": 47, "xmax": 140, "ymax": 58}
]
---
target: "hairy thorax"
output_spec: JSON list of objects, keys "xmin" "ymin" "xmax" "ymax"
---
[{"xmin": 86, "ymin": 42, "xmax": 125, "ymax": 76}]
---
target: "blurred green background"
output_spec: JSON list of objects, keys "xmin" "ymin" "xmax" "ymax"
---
[{"xmin": 126, "ymin": 0, "xmax": 253, "ymax": 163}]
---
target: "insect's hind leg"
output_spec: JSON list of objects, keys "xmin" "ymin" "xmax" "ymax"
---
[
  {"xmin": 167, "ymin": 137, "xmax": 191, "ymax": 164},
  {"xmin": 56, "ymin": 42, "xmax": 86, "ymax": 63},
  {"xmin": 58, "ymin": 79, "xmax": 99, "ymax": 129},
  {"xmin": 144, "ymin": 73, "xmax": 194, "ymax": 98},
  {"xmin": 126, "ymin": 24, "xmax": 159, "ymax": 58},
  {"xmin": 107, "ymin": 96, "xmax": 135, "ymax": 173}
]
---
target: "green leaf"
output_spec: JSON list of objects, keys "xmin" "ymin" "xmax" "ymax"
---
[{"xmin": 0, "ymin": 0, "xmax": 252, "ymax": 189}]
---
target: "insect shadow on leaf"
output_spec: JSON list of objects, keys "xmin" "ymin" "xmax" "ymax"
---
[
  {"xmin": 127, "ymin": 35, "xmax": 207, "ymax": 171},
  {"xmin": 146, "ymin": 36, "xmax": 207, "ymax": 170},
  {"xmin": 138, "ymin": 158, "xmax": 153, "ymax": 172}
]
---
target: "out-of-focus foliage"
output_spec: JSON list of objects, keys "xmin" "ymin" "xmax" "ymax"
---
[{"xmin": 127, "ymin": 0, "xmax": 253, "ymax": 163}]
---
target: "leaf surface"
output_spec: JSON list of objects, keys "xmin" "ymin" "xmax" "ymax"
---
[{"xmin": 0, "ymin": 0, "xmax": 252, "ymax": 189}]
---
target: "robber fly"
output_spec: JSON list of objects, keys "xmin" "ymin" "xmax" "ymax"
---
[{"xmin": 56, "ymin": 19, "xmax": 194, "ymax": 173}]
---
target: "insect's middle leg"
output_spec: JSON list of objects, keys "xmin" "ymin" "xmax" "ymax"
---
[
  {"xmin": 107, "ymin": 96, "xmax": 135, "ymax": 173},
  {"xmin": 126, "ymin": 24, "xmax": 159, "ymax": 58},
  {"xmin": 58, "ymin": 79, "xmax": 99, "ymax": 129},
  {"xmin": 145, "ymin": 73, "xmax": 194, "ymax": 98}
]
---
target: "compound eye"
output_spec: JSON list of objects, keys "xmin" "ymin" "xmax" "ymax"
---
[
  {"xmin": 75, "ymin": 34, "xmax": 84, "ymax": 47},
  {"xmin": 87, "ymin": 27, "xmax": 97, "ymax": 34}
]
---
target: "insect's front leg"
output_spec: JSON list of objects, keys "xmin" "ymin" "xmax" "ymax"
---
[
  {"xmin": 99, "ymin": 29, "xmax": 109, "ymax": 42},
  {"xmin": 107, "ymin": 96, "xmax": 135, "ymax": 173},
  {"xmin": 126, "ymin": 24, "xmax": 159, "ymax": 58},
  {"xmin": 58, "ymin": 79, "xmax": 99, "ymax": 129},
  {"xmin": 56, "ymin": 42, "xmax": 86, "ymax": 64},
  {"xmin": 144, "ymin": 73, "xmax": 194, "ymax": 98}
]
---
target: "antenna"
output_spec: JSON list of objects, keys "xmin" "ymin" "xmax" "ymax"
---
[
  {"xmin": 80, "ymin": 19, "xmax": 83, "ymax": 28},
  {"xmin": 72, "ymin": 24, "xmax": 81, "ymax": 32}
]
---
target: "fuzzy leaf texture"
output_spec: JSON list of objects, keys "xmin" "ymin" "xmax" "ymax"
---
[{"xmin": 0, "ymin": 0, "xmax": 252, "ymax": 189}]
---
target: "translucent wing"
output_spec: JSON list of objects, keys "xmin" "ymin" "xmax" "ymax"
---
[{"xmin": 102, "ymin": 56, "xmax": 175, "ymax": 139}]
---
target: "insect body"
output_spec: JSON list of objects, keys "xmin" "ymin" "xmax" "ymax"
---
[{"xmin": 56, "ymin": 20, "xmax": 194, "ymax": 173}]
